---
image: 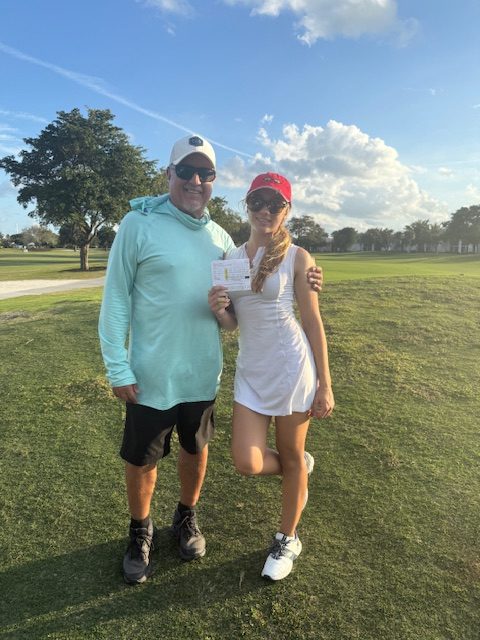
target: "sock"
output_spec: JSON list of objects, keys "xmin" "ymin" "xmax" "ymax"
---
[
  {"xmin": 177, "ymin": 502, "xmax": 194, "ymax": 513},
  {"xmin": 130, "ymin": 516, "xmax": 150, "ymax": 529},
  {"xmin": 278, "ymin": 531, "xmax": 296, "ymax": 541}
]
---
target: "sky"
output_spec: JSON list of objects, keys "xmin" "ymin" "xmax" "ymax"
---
[{"xmin": 0, "ymin": 0, "xmax": 479, "ymax": 236}]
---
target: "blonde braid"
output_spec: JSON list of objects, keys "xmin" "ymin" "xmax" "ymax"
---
[{"xmin": 251, "ymin": 212, "xmax": 292, "ymax": 293}]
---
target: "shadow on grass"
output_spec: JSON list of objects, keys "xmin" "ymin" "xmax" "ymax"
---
[
  {"xmin": 58, "ymin": 266, "xmax": 107, "ymax": 273},
  {"xmin": 0, "ymin": 528, "xmax": 270, "ymax": 638}
]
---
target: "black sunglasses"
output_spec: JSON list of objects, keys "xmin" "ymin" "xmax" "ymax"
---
[
  {"xmin": 172, "ymin": 163, "xmax": 216, "ymax": 183},
  {"xmin": 246, "ymin": 196, "xmax": 288, "ymax": 215}
]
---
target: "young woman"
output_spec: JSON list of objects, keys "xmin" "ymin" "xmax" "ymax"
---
[{"xmin": 208, "ymin": 172, "xmax": 334, "ymax": 581}]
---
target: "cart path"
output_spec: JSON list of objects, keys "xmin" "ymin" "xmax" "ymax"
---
[{"xmin": 0, "ymin": 277, "xmax": 105, "ymax": 300}]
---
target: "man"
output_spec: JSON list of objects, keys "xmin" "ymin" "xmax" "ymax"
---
[{"xmin": 99, "ymin": 134, "xmax": 322, "ymax": 584}]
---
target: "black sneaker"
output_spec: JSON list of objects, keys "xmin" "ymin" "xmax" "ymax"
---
[
  {"xmin": 123, "ymin": 518, "xmax": 155, "ymax": 584},
  {"xmin": 170, "ymin": 508, "xmax": 206, "ymax": 561}
]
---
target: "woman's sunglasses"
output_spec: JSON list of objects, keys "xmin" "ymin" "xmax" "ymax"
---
[
  {"xmin": 171, "ymin": 163, "xmax": 216, "ymax": 183},
  {"xmin": 246, "ymin": 196, "xmax": 288, "ymax": 215}
]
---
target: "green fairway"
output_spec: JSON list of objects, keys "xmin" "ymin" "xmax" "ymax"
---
[
  {"xmin": 2, "ymin": 247, "xmax": 480, "ymax": 283},
  {"xmin": 315, "ymin": 251, "xmax": 480, "ymax": 281},
  {"xmin": 0, "ymin": 248, "xmax": 108, "ymax": 280},
  {"xmin": 0, "ymin": 261, "xmax": 479, "ymax": 639}
]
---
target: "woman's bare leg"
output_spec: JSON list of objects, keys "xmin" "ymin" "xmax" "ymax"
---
[
  {"xmin": 231, "ymin": 402, "xmax": 281, "ymax": 476},
  {"xmin": 275, "ymin": 412, "xmax": 310, "ymax": 536}
]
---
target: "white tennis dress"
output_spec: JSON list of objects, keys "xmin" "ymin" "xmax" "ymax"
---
[{"xmin": 227, "ymin": 244, "xmax": 317, "ymax": 416}]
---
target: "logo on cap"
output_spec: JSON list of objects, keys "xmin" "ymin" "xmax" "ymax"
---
[
  {"xmin": 262, "ymin": 175, "xmax": 281, "ymax": 184},
  {"xmin": 189, "ymin": 136, "xmax": 204, "ymax": 147}
]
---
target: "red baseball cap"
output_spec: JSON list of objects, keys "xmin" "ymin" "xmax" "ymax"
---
[{"xmin": 246, "ymin": 172, "xmax": 292, "ymax": 203}]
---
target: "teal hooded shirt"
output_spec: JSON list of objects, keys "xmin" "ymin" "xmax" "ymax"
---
[{"xmin": 98, "ymin": 195, "xmax": 235, "ymax": 409}]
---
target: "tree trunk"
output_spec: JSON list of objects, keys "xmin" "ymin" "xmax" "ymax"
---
[{"xmin": 80, "ymin": 243, "xmax": 90, "ymax": 271}]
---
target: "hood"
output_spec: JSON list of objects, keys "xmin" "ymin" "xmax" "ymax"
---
[{"xmin": 129, "ymin": 194, "xmax": 211, "ymax": 230}]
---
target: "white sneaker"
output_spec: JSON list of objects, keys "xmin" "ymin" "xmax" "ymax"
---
[
  {"xmin": 304, "ymin": 451, "xmax": 315, "ymax": 475},
  {"xmin": 302, "ymin": 451, "xmax": 315, "ymax": 510},
  {"xmin": 261, "ymin": 532, "xmax": 302, "ymax": 581}
]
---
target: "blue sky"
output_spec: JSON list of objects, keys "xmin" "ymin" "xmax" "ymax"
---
[{"xmin": 1, "ymin": 0, "xmax": 479, "ymax": 236}]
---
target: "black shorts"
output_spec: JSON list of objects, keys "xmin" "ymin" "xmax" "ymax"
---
[{"xmin": 120, "ymin": 400, "xmax": 215, "ymax": 466}]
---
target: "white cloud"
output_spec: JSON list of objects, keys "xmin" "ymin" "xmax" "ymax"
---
[
  {"xmin": 0, "ymin": 129, "xmax": 22, "ymax": 155},
  {"xmin": 0, "ymin": 109, "xmax": 49, "ymax": 124},
  {"xmin": 136, "ymin": 0, "xmax": 418, "ymax": 45},
  {"xmin": 261, "ymin": 114, "xmax": 274, "ymax": 125},
  {"xmin": 437, "ymin": 167, "xmax": 455, "ymax": 178},
  {"xmin": 0, "ymin": 179, "xmax": 17, "ymax": 198},
  {"xmin": 466, "ymin": 184, "xmax": 480, "ymax": 202},
  {"xmin": 220, "ymin": 120, "xmax": 447, "ymax": 231},
  {"xmin": 222, "ymin": 0, "xmax": 416, "ymax": 45},
  {"xmin": 136, "ymin": 0, "xmax": 193, "ymax": 17},
  {"xmin": 0, "ymin": 125, "xmax": 18, "ymax": 135},
  {"xmin": 391, "ymin": 16, "xmax": 419, "ymax": 48},
  {"xmin": 409, "ymin": 164, "xmax": 427, "ymax": 175},
  {"xmin": 0, "ymin": 119, "xmax": 30, "ymax": 155},
  {"xmin": 438, "ymin": 167, "xmax": 454, "ymax": 177}
]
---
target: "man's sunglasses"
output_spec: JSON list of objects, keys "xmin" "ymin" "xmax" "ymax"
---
[
  {"xmin": 171, "ymin": 163, "xmax": 216, "ymax": 183},
  {"xmin": 246, "ymin": 196, "xmax": 289, "ymax": 215}
]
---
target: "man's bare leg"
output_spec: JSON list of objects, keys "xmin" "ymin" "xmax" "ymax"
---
[
  {"xmin": 178, "ymin": 444, "xmax": 208, "ymax": 507},
  {"xmin": 125, "ymin": 462, "xmax": 157, "ymax": 520}
]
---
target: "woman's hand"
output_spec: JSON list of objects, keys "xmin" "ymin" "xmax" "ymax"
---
[
  {"xmin": 208, "ymin": 285, "xmax": 231, "ymax": 317},
  {"xmin": 309, "ymin": 385, "xmax": 335, "ymax": 419}
]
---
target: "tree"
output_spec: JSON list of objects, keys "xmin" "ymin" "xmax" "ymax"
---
[
  {"xmin": 404, "ymin": 220, "xmax": 433, "ymax": 252},
  {"xmin": 358, "ymin": 227, "xmax": 394, "ymax": 251},
  {"xmin": 208, "ymin": 196, "xmax": 250, "ymax": 245},
  {"xmin": 20, "ymin": 224, "xmax": 58, "ymax": 248},
  {"xmin": 1, "ymin": 234, "xmax": 13, "ymax": 248},
  {"xmin": 429, "ymin": 223, "xmax": 444, "ymax": 252},
  {"xmin": 378, "ymin": 228, "xmax": 394, "ymax": 251},
  {"xmin": 288, "ymin": 215, "xmax": 328, "ymax": 251},
  {"xmin": 359, "ymin": 228, "xmax": 383, "ymax": 251},
  {"xmin": 401, "ymin": 226, "xmax": 415, "ymax": 251},
  {"xmin": 391, "ymin": 230, "xmax": 404, "ymax": 251},
  {"xmin": 150, "ymin": 169, "xmax": 169, "ymax": 196},
  {"xmin": 97, "ymin": 225, "xmax": 116, "ymax": 249},
  {"xmin": 58, "ymin": 221, "xmax": 84, "ymax": 249},
  {"xmin": 0, "ymin": 108, "xmax": 159, "ymax": 270},
  {"xmin": 443, "ymin": 205, "xmax": 480, "ymax": 252},
  {"xmin": 9, "ymin": 232, "xmax": 24, "ymax": 246},
  {"xmin": 331, "ymin": 227, "xmax": 357, "ymax": 252}
]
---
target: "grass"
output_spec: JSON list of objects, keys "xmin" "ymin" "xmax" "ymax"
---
[
  {"xmin": 316, "ymin": 251, "xmax": 480, "ymax": 282},
  {"xmin": 0, "ymin": 256, "xmax": 479, "ymax": 639},
  {"xmin": 0, "ymin": 248, "xmax": 108, "ymax": 280},
  {"xmin": 2, "ymin": 247, "xmax": 479, "ymax": 283}
]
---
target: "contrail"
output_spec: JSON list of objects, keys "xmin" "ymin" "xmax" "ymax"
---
[{"xmin": 0, "ymin": 41, "xmax": 253, "ymax": 158}]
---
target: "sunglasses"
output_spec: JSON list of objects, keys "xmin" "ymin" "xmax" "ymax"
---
[
  {"xmin": 171, "ymin": 163, "xmax": 216, "ymax": 183},
  {"xmin": 246, "ymin": 196, "xmax": 289, "ymax": 215}
]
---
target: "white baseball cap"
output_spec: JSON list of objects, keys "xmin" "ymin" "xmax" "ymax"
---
[{"xmin": 169, "ymin": 134, "xmax": 216, "ymax": 168}]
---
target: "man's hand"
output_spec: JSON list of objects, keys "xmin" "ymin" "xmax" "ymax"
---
[
  {"xmin": 112, "ymin": 384, "xmax": 139, "ymax": 404},
  {"xmin": 307, "ymin": 264, "xmax": 323, "ymax": 292}
]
